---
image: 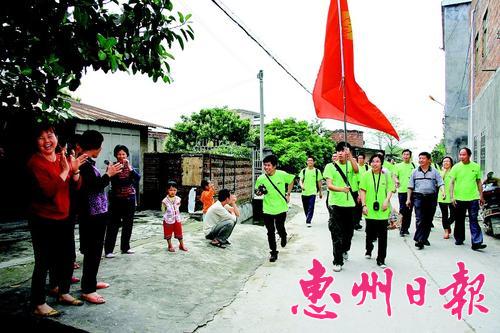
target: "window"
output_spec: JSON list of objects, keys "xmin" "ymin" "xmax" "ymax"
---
[
  {"xmin": 480, "ymin": 131, "xmax": 486, "ymax": 171},
  {"xmin": 474, "ymin": 33, "xmax": 480, "ymax": 72},
  {"xmin": 482, "ymin": 9, "xmax": 488, "ymax": 59},
  {"xmin": 473, "ymin": 136, "xmax": 478, "ymax": 162}
]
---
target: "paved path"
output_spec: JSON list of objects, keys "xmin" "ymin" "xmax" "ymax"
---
[
  {"xmin": 199, "ymin": 194, "xmax": 500, "ymax": 333},
  {"xmin": 0, "ymin": 194, "xmax": 498, "ymax": 332}
]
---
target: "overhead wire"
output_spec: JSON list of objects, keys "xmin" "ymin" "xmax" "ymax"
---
[{"xmin": 210, "ymin": 0, "xmax": 313, "ymax": 95}]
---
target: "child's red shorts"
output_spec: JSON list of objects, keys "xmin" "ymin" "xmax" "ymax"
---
[{"xmin": 163, "ymin": 221, "xmax": 183, "ymax": 240}]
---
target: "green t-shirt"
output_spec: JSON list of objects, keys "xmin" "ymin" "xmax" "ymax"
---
[
  {"xmin": 449, "ymin": 161, "xmax": 481, "ymax": 201},
  {"xmin": 384, "ymin": 162, "xmax": 396, "ymax": 175},
  {"xmin": 359, "ymin": 170, "xmax": 395, "ymax": 220},
  {"xmin": 323, "ymin": 162, "xmax": 356, "ymax": 207},
  {"xmin": 255, "ymin": 170, "xmax": 295, "ymax": 215},
  {"xmin": 299, "ymin": 167, "xmax": 323, "ymax": 196},
  {"xmin": 356, "ymin": 163, "xmax": 370, "ymax": 186},
  {"xmin": 438, "ymin": 169, "xmax": 452, "ymax": 204},
  {"xmin": 395, "ymin": 161, "xmax": 416, "ymax": 193}
]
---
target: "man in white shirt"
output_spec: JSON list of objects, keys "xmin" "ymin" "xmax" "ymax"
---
[{"xmin": 203, "ymin": 189, "xmax": 240, "ymax": 248}]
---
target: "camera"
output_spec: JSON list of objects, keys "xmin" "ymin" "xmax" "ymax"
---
[
  {"xmin": 373, "ymin": 201, "xmax": 380, "ymax": 211},
  {"xmin": 255, "ymin": 184, "xmax": 268, "ymax": 195}
]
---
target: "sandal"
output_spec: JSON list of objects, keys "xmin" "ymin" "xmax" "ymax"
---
[
  {"xmin": 210, "ymin": 241, "xmax": 226, "ymax": 249},
  {"xmin": 81, "ymin": 293, "xmax": 106, "ymax": 304},
  {"xmin": 179, "ymin": 245, "xmax": 188, "ymax": 252},
  {"xmin": 96, "ymin": 282, "xmax": 110, "ymax": 289},
  {"xmin": 33, "ymin": 308, "xmax": 62, "ymax": 318},
  {"xmin": 58, "ymin": 296, "xmax": 84, "ymax": 306},
  {"xmin": 168, "ymin": 246, "xmax": 176, "ymax": 252}
]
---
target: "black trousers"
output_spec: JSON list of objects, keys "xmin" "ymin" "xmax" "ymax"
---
[
  {"xmin": 328, "ymin": 205, "xmax": 355, "ymax": 265},
  {"xmin": 352, "ymin": 191, "xmax": 362, "ymax": 225},
  {"xmin": 365, "ymin": 218, "xmax": 388, "ymax": 264},
  {"xmin": 29, "ymin": 217, "xmax": 74, "ymax": 306},
  {"xmin": 398, "ymin": 193, "xmax": 414, "ymax": 233},
  {"xmin": 79, "ymin": 213, "xmax": 107, "ymax": 294},
  {"xmin": 413, "ymin": 193, "xmax": 438, "ymax": 243},
  {"xmin": 439, "ymin": 202, "xmax": 455, "ymax": 230},
  {"xmin": 105, "ymin": 197, "xmax": 135, "ymax": 254},
  {"xmin": 263, "ymin": 212, "xmax": 287, "ymax": 253}
]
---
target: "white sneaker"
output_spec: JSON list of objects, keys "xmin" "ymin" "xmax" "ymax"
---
[
  {"xmin": 365, "ymin": 254, "xmax": 371, "ymax": 259},
  {"xmin": 332, "ymin": 264, "xmax": 342, "ymax": 272},
  {"xmin": 379, "ymin": 264, "xmax": 387, "ymax": 269},
  {"xmin": 105, "ymin": 253, "xmax": 115, "ymax": 258},
  {"xmin": 343, "ymin": 252, "xmax": 349, "ymax": 261},
  {"xmin": 122, "ymin": 249, "xmax": 135, "ymax": 254}
]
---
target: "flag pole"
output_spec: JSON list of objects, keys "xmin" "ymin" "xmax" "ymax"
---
[{"xmin": 336, "ymin": 0, "xmax": 350, "ymax": 193}]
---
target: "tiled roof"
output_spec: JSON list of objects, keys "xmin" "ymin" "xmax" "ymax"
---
[{"xmin": 69, "ymin": 101, "xmax": 165, "ymax": 128}]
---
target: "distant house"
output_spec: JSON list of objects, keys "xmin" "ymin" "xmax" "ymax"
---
[
  {"xmin": 232, "ymin": 109, "xmax": 260, "ymax": 125},
  {"xmin": 330, "ymin": 129, "xmax": 380, "ymax": 160},
  {"xmin": 0, "ymin": 101, "xmax": 165, "ymax": 220}
]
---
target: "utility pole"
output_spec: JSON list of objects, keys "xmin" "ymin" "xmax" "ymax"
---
[{"xmin": 257, "ymin": 70, "xmax": 264, "ymax": 170}]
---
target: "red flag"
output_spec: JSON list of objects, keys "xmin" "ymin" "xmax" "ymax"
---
[{"xmin": 313, "ymin": 0, "xmax": 399, "ymax": 140}]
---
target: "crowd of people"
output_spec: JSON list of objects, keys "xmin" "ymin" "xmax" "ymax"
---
[
  {"xmin": 286, "ymin": 143, "xmax": 487, "ymax": 272},
  {"xmin": 26, "ymin": 123, "xmax": 487, "ymax": 317},
  {"xmin": 28, "ymin": 126, "xmax": 139, "ymax": 316}
]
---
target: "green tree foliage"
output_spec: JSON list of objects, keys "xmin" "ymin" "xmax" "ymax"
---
[
  {"xmin": 431, "ymin": 139, "xmax": 446, "ymax": 165},
  {"xmin": 0, "ymin": 0, "xmax": 194, "ymax": 121},
  {"xmin": 164, "ymin": 107, "xmax": 252, "ymax": 152},
  {"xmin": 265, "ymin": 118, "xmax": 335, "ymax": 174}
]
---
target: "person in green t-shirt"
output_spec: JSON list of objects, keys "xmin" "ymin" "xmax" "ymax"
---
[
  {"xmin": 323, "ymin": 142, "xmax": 359, "ymax": 272},
  {"xmin": 394, "ymin": 149, "xmax": 416, "ymax": 237},
  {"xmin": 299, "ymin": 156, "xmax": 323, "ymax": 227},
  {"xmin": 254, "ymin": 154, "xmax": 295, "ymax": 262},
  {"xmin": 354, "ymin": 153, "xmax": 370, "ymax": 230},
  {"xmin": 438, "ymin": 156, "xmax": 455, "ymax": 239},
  {"xmin": 359, "ymin": 153, "xmax": 395, "ymax": 268},
  {"xmin": 449, "ymin": 147, "xmax": 486, "ymax": 250}
]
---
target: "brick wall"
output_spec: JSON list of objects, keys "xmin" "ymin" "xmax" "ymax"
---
[
  {"xmin": 330, "ymin": 130, "xmax": 364, "ymax": 147},
  {"xmin": 143, "ymin": 153, "xmax": 253, "ymax": 211},
  {"xmin": 471, "ymin": 0, "xmax": 500, "ymax": 98}
]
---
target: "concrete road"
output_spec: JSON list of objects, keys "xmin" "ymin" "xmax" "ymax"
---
[
  {"xmin": 1, "ymin": 194, "xmax": 498, "ymax": 332},
  {"xmin": 198, "ymin": 194, "xmax": 500, "ymax": 333}
]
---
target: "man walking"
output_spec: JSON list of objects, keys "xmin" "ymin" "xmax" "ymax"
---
[
  {"xmin": 203, "ymin": 189, "xmax": 240, "ymax": 248},
  {"xmin": 255, "ymin": 155, "xmax": 295, "ymax": 262},
  {"xmin": 299, "ymin": 156, "xmax": 323, "ymax": 227},
  {"xmin": 323, "ymin": 142, "xmax": 359, "ymax": 272},
  {"xmin": 395, "ymin": 149, "xmax": 416, "ymax": 236},
  {"xmin": 406, "ymin": 152, "xmax": 445, "ymax": 250},
  {"xmin": 449, "ymin": 147, "xmax": 487, "ymax": 250}
]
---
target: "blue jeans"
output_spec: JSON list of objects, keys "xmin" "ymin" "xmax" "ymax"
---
[
  {"xmin": 454, "ymin": 200, "xmax": 483, "ymax": 244},
  {"xmin": 301, "ymin": 195, "xmax": 316, "ymax": 224},
  {"xmin": 413, "ymin": 193, "xmax": 437, "ymax": 243}
]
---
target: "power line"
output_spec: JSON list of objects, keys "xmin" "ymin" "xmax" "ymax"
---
[{"xmin": 210, "ymin": 0, "xmax": 312, "ymax": 95}]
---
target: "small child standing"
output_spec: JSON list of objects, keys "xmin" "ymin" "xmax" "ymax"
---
[
  {"xmin": 200, "ymin": 179, "xmax": 215, "ymax": 220},
  {"xmin": 162, "ymin": 181, "xmax": 188, "ymax": 252}
]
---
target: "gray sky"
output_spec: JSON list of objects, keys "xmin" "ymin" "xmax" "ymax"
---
[{"xmin": 76, "ymin": 0, "xmax": 445, "ymax": 155}]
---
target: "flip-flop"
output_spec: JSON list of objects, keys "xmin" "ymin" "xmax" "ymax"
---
[
  {"xmin": 58, "ymin": 297, "xmax": 84, "ymax": 306},
  {"xmin": 96, "ymin": 282, "xmax": 110, "ymax": 289},
  {"xmin": 81, "ymin": 294, "xmax": 106, "ymax": 304},
  {"xmin": 210, "ymin": 241, "xmax": 226, "ymax": 249},
  {"xmin": 33, "ymin": 308, "xmax": 62, "ymax": 317}
]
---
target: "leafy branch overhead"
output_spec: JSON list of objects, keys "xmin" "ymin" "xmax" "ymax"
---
[{"xmin": 0, "ymin": 0, "xmax": 194, "ymax": 119}]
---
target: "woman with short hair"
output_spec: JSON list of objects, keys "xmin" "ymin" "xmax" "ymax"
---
[
  {"xmin": 104, "ymin": 144, "xmax": 141, "ymax": 257},
  {"xmin": 27, "ymin": 125, "xmax": 87, "ymax": 316}
]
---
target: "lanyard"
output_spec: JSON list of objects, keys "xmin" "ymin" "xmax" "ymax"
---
[{"xmin": 372, "ymin": 171, "xmax": 382, "ymax": 201}]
